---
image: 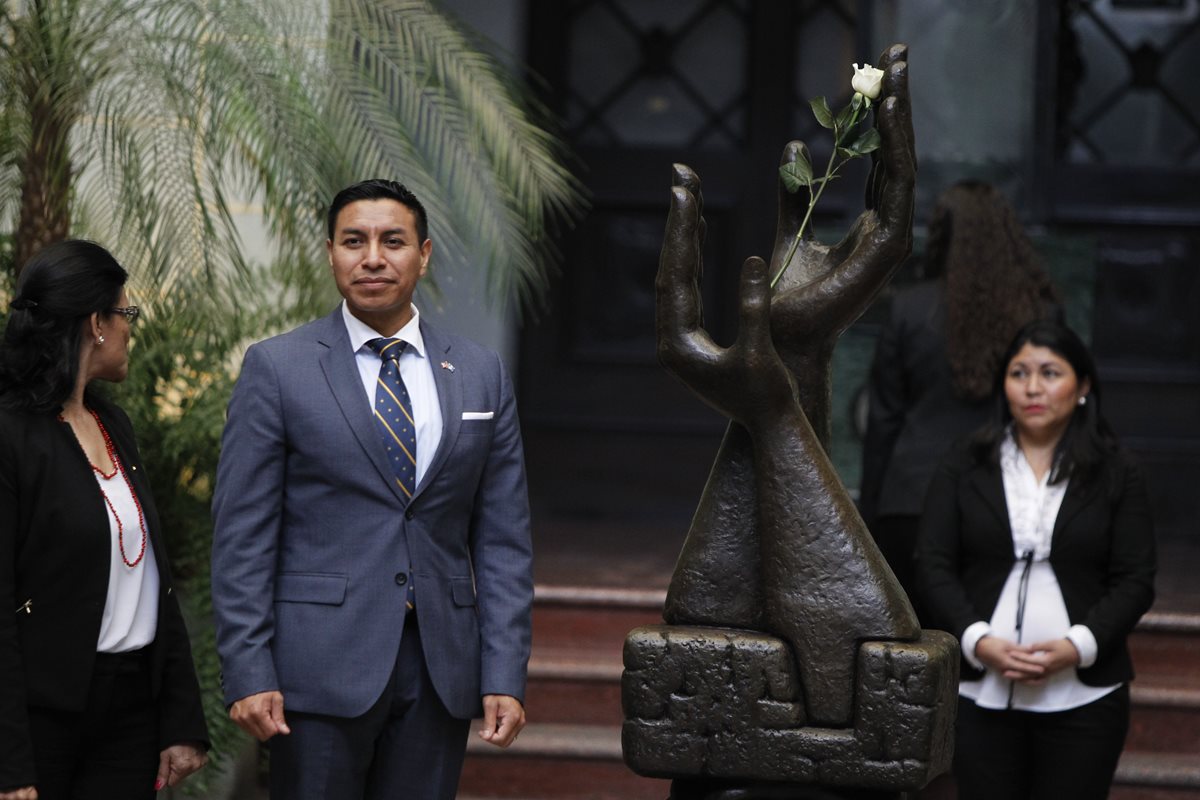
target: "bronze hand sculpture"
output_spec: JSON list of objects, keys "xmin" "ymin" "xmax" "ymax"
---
[{"xmin": 655, "ymin": 45, "xmax": 918, "ymax": 726}]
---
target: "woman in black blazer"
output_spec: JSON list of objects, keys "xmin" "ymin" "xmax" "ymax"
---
[
  {"xmin": 917, "ymin": 320, "xmax": 1155, "ymax": 799},
  {"xmin": 1, "ymin": 241, "xmax": 208, "ymax": 799}
]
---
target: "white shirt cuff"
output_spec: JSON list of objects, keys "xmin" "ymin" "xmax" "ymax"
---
[
  {"xmin": 961, "ymin": 621, "xmax": 992, "ymax": 671},
  {"xmin": 1066, "ymin": 624, "xmax": 1099, "ymax": 668}
]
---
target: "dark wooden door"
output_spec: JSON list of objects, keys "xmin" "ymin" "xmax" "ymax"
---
[{"xmin": 519, "ymin": 0, "xmax": 875, "ymax": 521}]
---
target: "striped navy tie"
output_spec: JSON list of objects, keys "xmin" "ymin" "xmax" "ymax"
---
[
  {"xmin": 367, "ymin": 337, "xmax": 418, "ymax": 500},
  {"xmin": 367, "ymin": 337, "xmax": 417, "ymax": 609}
]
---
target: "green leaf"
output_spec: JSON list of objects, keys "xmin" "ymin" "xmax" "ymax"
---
[
  {"xmin": 846, "ymin": 127, "xmax": 882, "ymax": 156},
  {"xmin": 809, "ymin": 96, "xmax": 834, "ymax": 129},
  {"xmin": 779, "ymin": 155, "xmax": 814, "ymax": 193},
  {"xmin": 835, "ymin": 101, "xmax": 860, "ymax": 136}
]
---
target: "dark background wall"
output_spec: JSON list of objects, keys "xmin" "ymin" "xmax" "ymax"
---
[{"xmin": 514, "ymin": 1, "xmax": 1198, "ymax": 558}]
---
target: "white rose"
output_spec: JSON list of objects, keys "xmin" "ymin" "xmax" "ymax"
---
[{"xmin": 851, "ymin": 63, "xmax": 884, "ymax": 101}]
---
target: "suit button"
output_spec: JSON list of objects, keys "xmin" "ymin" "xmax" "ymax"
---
[
  {"xmin": 405, "ymin": 508, "xmax": 414, "ymax": 520},
  {"xmin": 395, "ymin": 573, "xmax": 408, "ymax": 586}
]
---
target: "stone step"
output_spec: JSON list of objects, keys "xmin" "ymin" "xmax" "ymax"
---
[
  {"xmin": 1130, "ymin": 612, "xmax": 1200, "ymax": 684},
  {"xmin": 527, "ymin": 651, "xmax": 623, "ymax": 726},
  {"xmin": 459, "ymin": 722, "xmax": 668, "ymax": 800},
  {"xmin": 532, "ymin": 585, "xmax": 665, "ymax": 653},
  {"xmin": 1112, "ymin": 752, "xmax": 1200, "ymax": 798},
  {"xmin": 1127, "ymin": 681, "xmax": 1200, "ymax": 754},
  {"xmin": 523, "ymin": 585, "xmax": 661, "ymax": 727}
]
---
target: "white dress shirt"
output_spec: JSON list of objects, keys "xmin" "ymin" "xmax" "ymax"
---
[
  {"xmin": 342, "ymin": 302, "xmax": 443, "ymax": 487},
  {"xmin": 95, "ymin": 468, "xmax": 160, "ymax": 653},
  {"xmin": 959, "ymin": 433, "xmax": 1119, "ymax": 711}
]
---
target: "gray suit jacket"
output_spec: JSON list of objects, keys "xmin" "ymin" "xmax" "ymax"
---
[{"xmin": 211, "ymin": 309, "xmax": 533, "ymax": 720}]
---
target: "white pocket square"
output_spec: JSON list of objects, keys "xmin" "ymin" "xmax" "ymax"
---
[{"xmin": 461, "ymin": 411, "xmax": 494, "ymax": 420}]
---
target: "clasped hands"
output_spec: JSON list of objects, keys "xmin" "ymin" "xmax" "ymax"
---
[{"xmin": 975, "ymin": 635, "xmax": 1082, "ymax": 684}]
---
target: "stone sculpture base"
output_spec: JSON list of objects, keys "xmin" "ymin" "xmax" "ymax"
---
[{"xmin": 622, "ymin": 626, "xmax": 958, "ymax": 796}]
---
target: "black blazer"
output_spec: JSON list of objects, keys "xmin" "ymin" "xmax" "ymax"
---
[
  {"xmin": 916, "ymin": 441, "xmax": 1156, "ymax": 687},
  {"xmin": 859, "ymin": 282, "xmax": 992, "ymax": 525},
  {"xmin": 0, "ymin": 395, "xmax": 208, "ymax": 791}
]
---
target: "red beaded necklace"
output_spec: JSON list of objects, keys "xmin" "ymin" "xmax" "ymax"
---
[{"xmin": 64, "ymin": 408, "xmax": 148, "ymax": 568}]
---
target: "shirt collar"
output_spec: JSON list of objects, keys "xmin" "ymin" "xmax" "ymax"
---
[{"xmin": 340, "ymin": 301, "xmax": 427, "ymax": 359}]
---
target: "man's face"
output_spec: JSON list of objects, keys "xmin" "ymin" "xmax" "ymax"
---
[{"xmin": 327, "ymin": 198, "xmax": 431, "ymax": 333}]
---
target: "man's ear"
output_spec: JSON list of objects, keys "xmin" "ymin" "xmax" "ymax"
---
[
  {"xmin": 326, "ymin": 239, "xmax": 334, "ymax": 268},
  {"xmin": 419, "ymin": 239, "xmax": 432, "ymax": 276}
]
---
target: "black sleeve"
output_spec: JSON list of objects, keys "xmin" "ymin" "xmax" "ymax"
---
[
  {"xmin": 0, "ymin": 419, "xmax": 36, "ymax": 790},
  {"xmin": 1081, "ymin": 457, "xmax": 1157, "ymax": 660},
  {"xmin": 859, "ymin": 305, "xmax": 907, "ymax": 528},
  {"xmin": 915, "ymin": 450, "xmax": 986, "ymax": 641}
]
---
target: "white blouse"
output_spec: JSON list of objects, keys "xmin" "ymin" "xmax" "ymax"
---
[
  {"xmin": 958, "ymin": 434, "xmax": 1120, "ymax": 712},
  {"xmin": 94, "ymin": 465, "xmax": 159, "ymax": 653}
]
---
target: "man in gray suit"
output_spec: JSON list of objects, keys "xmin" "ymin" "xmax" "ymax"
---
[{"xmin": 211, "ymin": 179, "xmax": 533, "ymax": 799}]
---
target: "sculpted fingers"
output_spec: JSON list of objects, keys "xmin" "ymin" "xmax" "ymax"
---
[
  {"xmin": 671, "ymin": 163, "xmax": 703, "ymax": 212},
  {"xmin": 737, "ymin": 257, "xmax": 773, "ymax": 353},
  {"xmin": 657, "ymin": 184, "xmax": 704, "ymax": 340},
  {"xmin": 872, "ymin": 59, "xmax": 916, "ymax": 235},
  {"xmin": 772, "ymin": 141, "xmax": 814, "ymax": 277},
  {"xmin": 672, "ymin": 163, "xmax": 707, "ymax": 259},
  {"xmin": 657, "ymin": 178, "xmax": 722, "ymax": 381}
]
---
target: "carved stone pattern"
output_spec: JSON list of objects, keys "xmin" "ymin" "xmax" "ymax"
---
[{"xmin": 623, "ymin": 625, "xmax": 958, "ymax": 791}]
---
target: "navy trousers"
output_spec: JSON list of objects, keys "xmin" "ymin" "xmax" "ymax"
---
[{"xmin": 269, "ymin": 613, "xmax": 471, "ymax": 800}]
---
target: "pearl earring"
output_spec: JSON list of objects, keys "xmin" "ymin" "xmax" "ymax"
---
[{"xmin": 1078, "ymin": 396, "xmax": 1087, "ymax": 406}]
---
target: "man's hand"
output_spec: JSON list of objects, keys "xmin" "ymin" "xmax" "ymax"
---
[
  {"xmin": 230, "ymin": 690, "xmax": 291, "ymax": 741},
  {"xmin": 154, "ymin": 742, "xmax": 208, "ymax": 790},
  {"xmin": 478, "ymin": 694, "xmax": 525, "ymax": 748},
  {"xmin": 0, "ymin": 787, "xmax": 37, "ymax": 800}
]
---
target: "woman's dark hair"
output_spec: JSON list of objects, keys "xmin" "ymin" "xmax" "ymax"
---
[
  {"xmin": 925, "ymin": 180, "xmax": 1060, "ymax": 400},
  {"xmin": 972, "ymin": 319, "xmax": 1119, "ymax": 484},
  {"xmin": 0, "ymin": 240, "xmax": 128, "ymax": 413}
]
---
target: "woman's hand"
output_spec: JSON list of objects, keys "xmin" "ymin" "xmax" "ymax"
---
[
  {"xmin": 974, "ymin": 635, "xmax": 1046, "ymax": 682},
  {"xmin": 976, "ymin": 635, "xmax": 1081, "ymax": 685},
  {"xmin": 155, "ymin": 742, "xmax": 207, "ymax": 790},
  {"xmin": 1016, "ymin": 638, "xmax": 1082, "ymax": 684},
  {"xmin": 0, "ymin": 787, "xmax": 38, "ymax": 800}
]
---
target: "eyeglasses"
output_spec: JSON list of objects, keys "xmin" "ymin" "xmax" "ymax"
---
[{"xmin": 110, "ymin": 306, "xmax": 140, "ymax": 323}]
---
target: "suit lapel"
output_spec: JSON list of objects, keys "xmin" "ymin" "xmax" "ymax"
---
[
  {"xmin": 315, "ymin": 309, "xmax": 410, "ymax": 505},
  {"xmin": 415, "ymin": 320, "xmax": 462, "ymax": 500}
]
